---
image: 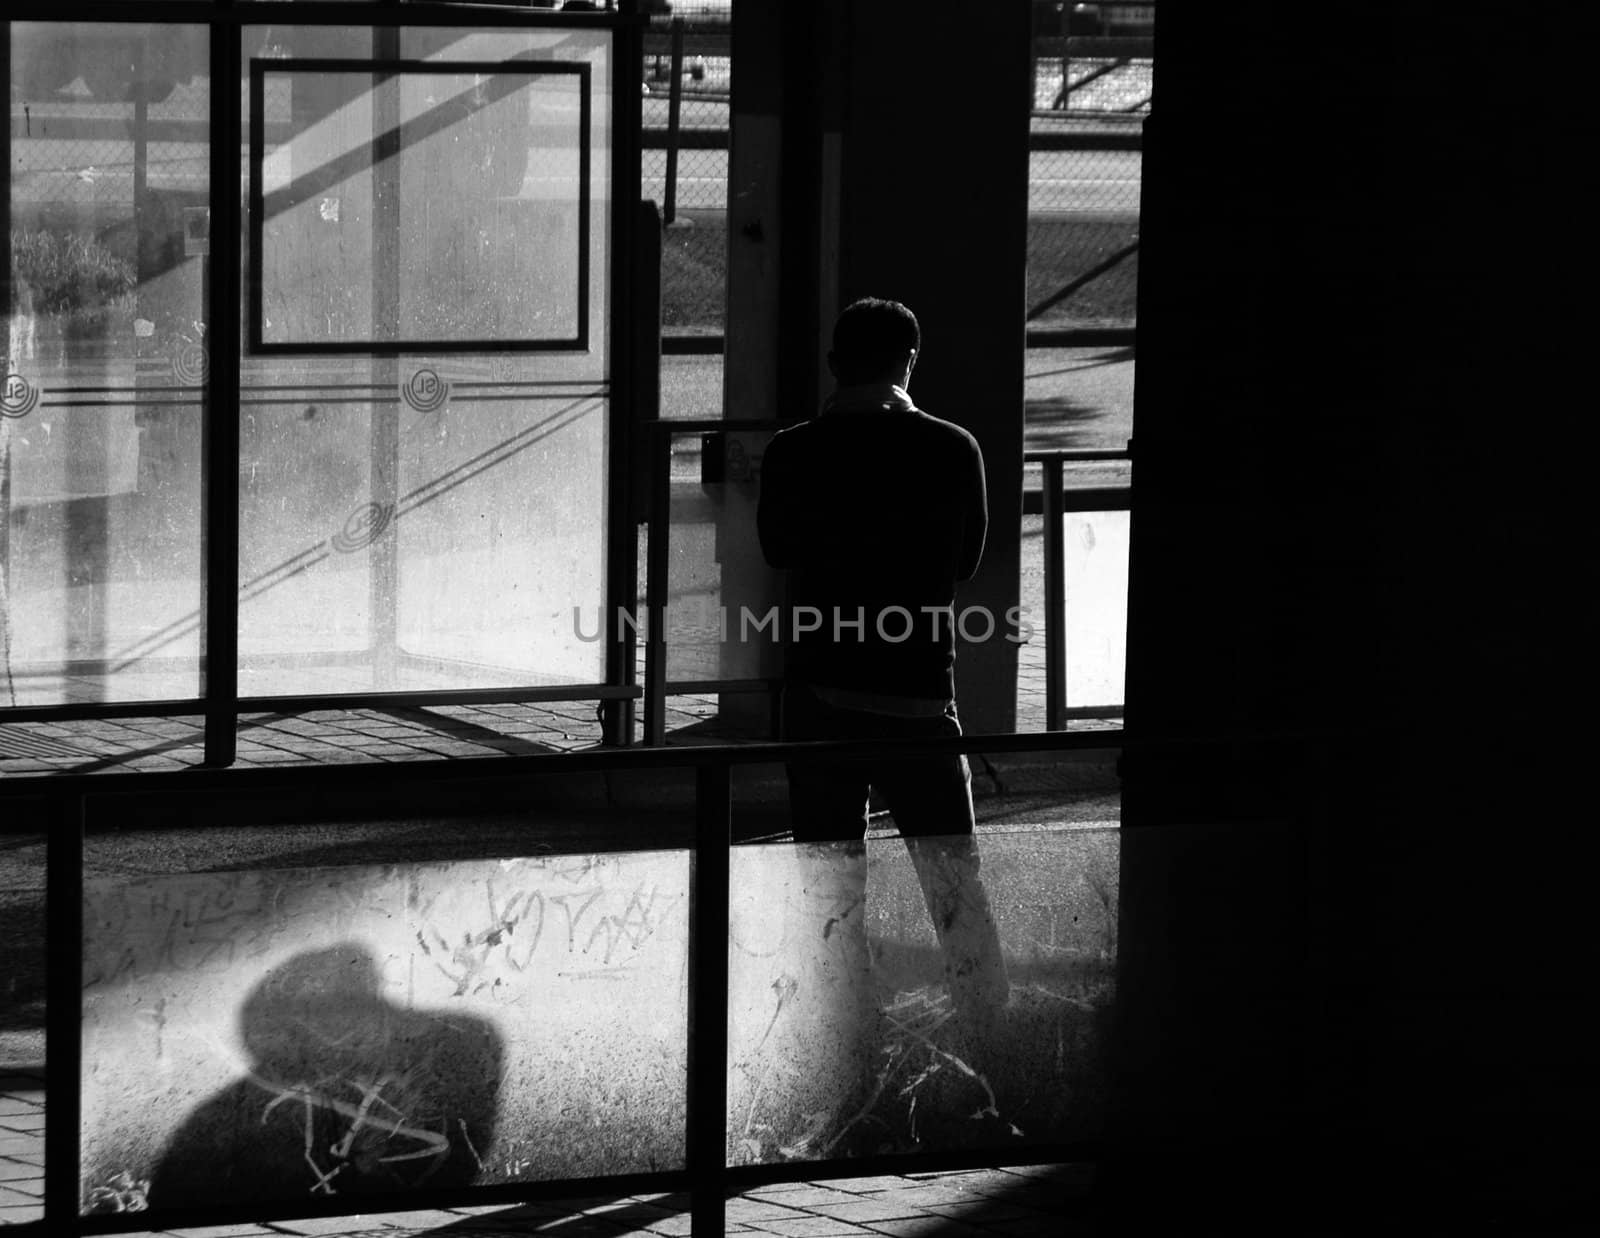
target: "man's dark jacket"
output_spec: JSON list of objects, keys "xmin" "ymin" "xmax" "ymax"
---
[{"xmin": 757, "ymin": 403, "xmax": 987, "ymax": 702}]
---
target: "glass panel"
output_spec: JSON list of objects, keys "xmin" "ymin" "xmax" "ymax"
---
[
  {"xmin": 0, "ymin": 803, "xmax": 45, "ymax": 1226},
  {"xmin": 1062, "ymin": 508, "xmax": 1128, "ymax": 710},
  {"xmin": 239, "ymin": 27, "xmax": 611, "ymax": 696},
  {"xmin": 663, "ymin": 426, "xmax": 775, "ymax": 690},
  {"xmin": 80, "ymin": 770, "xmax": 692, "ymax": 1216},
  {"xmin": 728, "ymin": 815, "xmax": 1118, "ymax": 1163},
  {"xmin": 643, "ymin": 2, "xmax": 727, "ymax": 347},
  {"xmin": 5, "ymin": 23, "xmax": 207, "ymax": 706}
]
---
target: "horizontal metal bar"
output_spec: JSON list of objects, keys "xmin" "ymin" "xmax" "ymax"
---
[
  {"xmin": 241, "ymin": 685, "xmax": 643, "ymax": 712},
  {"xmin": 664, "ymin": 329, "xmax": 1137, "ymax": 353},
  {"xmin": 1022, "ymin": 485, "xmax": 1132, "ymax": 514},
  {"xmin": 0, "ymin": 699, "xmax": 206, "ymax": 724},
  {"xmin": 0, "ymin": 728, "xmax": 1126, "ymax": 798},
  {"xmin": 1028, "ymin": 127, "xmax": 1144, "ymax": 152},
  {"xmin": 661, "ymin": 334, "xmax": 725, "ymax": 355},
  {"xmin": 0, "ymin": 2, "xmax": 639, "ymax": 27},
  {"xmin": 643, "ymin": 125, "xmax": 728, "ymax": 149},
  {"xmin": 1024, "ymin": 449, "xmax": 1132, "ymax": 463}
]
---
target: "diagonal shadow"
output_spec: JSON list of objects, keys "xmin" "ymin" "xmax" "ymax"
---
[
  {"xmin": 108, "ymin": 396, "xmax": 599, "ymax": 672},
  {"xmin": 1023, "ymin": 394, "xmax": 1110, "ymax": 452}
]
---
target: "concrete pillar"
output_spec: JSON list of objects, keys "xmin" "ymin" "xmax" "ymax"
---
[{"xmin": 832, "ymin": 0, "xmax": 1032, "ymax": 734}]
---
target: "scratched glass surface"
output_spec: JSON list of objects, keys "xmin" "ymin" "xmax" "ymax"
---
[
  {"xmin": 727, "ymin": 820, "xmax": 1118, "ymax": 1164},
  {"xmin": 0, "ymin": 799, "xmax": 45, "ymax": 1227},
  {"xmin": 4, "ymin": 24, "xmax": 209, "ymax": 706},
  {"xmin": 80, "ymin": 854, "xmax": 689, "ymax": 1211},
  {"xmin": 256, "ymin": 54, "xmax": 587, "ymax": 348},
  {"xmin": 237, "ymin": 27, "xmax": 611, "ymax": 695},
  {"xmin": 662, "ymin": 427, "xmax": 776, "ymax": 686}
]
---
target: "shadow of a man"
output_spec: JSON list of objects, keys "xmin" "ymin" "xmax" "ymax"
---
[{"xmin": 150, "ymin": 942, "xmax": 502, "ymax": 1210}]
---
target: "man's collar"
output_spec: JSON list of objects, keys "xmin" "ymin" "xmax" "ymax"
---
[{"xmin": 821, "ymin": 383, "xmax": 916, "ymax": 415}]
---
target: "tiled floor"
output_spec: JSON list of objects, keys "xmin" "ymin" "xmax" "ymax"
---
[{"xmin": 0, "ymin": 1068, "xmax": 1087, "ymax": 1234}]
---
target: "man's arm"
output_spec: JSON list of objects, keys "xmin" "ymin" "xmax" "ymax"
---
[{"xmin": 956, "ymin": 434, "xmax": 988, "ymax": 582}]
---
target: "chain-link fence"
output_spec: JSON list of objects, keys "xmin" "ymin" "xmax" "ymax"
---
[
  {"xmin": 1026, "ymin": 3, "xmax": 1153, "ymax": 332},
  {"xmin": 644, "ymin": 14, "xmax": 729, "ymax": 335}
]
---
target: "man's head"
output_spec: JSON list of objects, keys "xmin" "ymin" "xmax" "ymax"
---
[{"xmin": 828, "ymin": 297, "xmax": 920, "ymax": 388}]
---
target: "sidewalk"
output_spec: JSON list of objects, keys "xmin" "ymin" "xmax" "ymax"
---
[{"xmin": 2, "ymin": 1067, "xmax": 1089, "ymax": 1234}]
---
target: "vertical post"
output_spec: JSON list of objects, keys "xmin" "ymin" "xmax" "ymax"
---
[
  {"xmin": 1, "ymin": 22, "xmax": 12, "ymax": 709},
  {"xmin": 1043, "ymin": 455, "xmax": 1066, "ymax": 730},
  {"xmin": 688, "ymin": 761, "xmax": 731, "ymax": 1235},
  {"xmin": 369, "ymin": 27, "xmax": 402, "ymax": 689},
  {"xmin": 643, "ymin": 424, "xmax": 669, "ymax": 745},
  {"xmin": 606, "ymin": 21, "xmax": 649, "ymax": 748},
  {"xmin": 44, "ymin": 792, "xmax": 85, "ymax": 1226},
  {"xmin": 663, "ymin": 17, "xmax": 684, "ymax": 226},
  {"xmin": 204, "ymin": 13, "xmax": 241, "ymax": 766}
]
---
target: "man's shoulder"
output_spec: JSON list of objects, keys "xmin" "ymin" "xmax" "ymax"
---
[{"xmin": 908, "ymin": 408, "xmax": 980, "ymax": 451}]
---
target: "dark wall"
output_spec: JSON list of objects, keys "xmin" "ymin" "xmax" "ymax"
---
[{"xmin": 1113, "ymin": 2, "xmax": 1580, "ymax": 1225}]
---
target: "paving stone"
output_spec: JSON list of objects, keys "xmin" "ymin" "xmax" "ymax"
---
[
  {"xmin": 742, "ymin": 1187, "xmax": 867, "ymax": 1208},
  {"xmin": 725, "ymin": 1197, "xmax": 813, "ymax": 1222},
  {"xmin": 161, "ymin": 1224, "xmax": 283, "ymax": 1237},
  {"xmin": 809, "ymin": 1177, "xmax": 924, "ymax": 1196},
  {"xmin": 745, "ymin": 1217, "xmax": 876, "ymax": 1237},
  {"xmin": 802, "ymin": 1200, "xmax": 930, "ymax": 1224},
  {"xmin": 0, "ymin": 1112, "xmax": 44, "ymax": 1131},
  {"xmin": 0, "ymin": 1202, "xmax": 43, "ymax": 1223}
]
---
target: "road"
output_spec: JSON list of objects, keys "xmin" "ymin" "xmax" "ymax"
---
[{"xmin": 643, "ymin": 148, "xmax": 1141, "ymax": 215}]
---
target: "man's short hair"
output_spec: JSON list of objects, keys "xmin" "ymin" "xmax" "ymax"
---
[{"xmin": 831, "ymin": 298, "xmax": 920, "ymax": 383}]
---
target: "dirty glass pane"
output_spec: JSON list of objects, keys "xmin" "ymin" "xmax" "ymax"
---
[
  {"xmin": 0, "ymin": 798, "xmax": 45, "ymax": 1228},
  {"xmin": 238, "ymin": 27, "xmax": 611, "ymax": 696},
  {"xmin": 255, "ymin": 61, "xmax": 586, "ymax": 349},
  {"xmin": 79, "ymin": 769, "xmax": 691, "ymax": 1215},
  {"xmin": 5, "ymin": 23, "xmax": 208, "ymax": 706},
  {"xmin": 662, "ymin": 426, "xmax": 775, "ymax": 687},
  {"xmin": 1061, "ymin": 508, "xmax": 1128, "ymax": 710},
  {"xmin": 729, "ymin": 759, "xmax": 1118, "ymax": 1163}
]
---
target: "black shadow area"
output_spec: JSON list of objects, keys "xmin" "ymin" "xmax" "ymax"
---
[{"xmin": 147, "ymin": 942, "xmax": 501, "ymax": 1211}]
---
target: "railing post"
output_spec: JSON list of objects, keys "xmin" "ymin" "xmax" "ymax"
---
[
  {"xmin": 203, "ymin": 15, "xmax": 241, "ymax": 766},
  {"xmin": 664, "ymin": 17, "xmax": 684, "ymax": 225},
  {"xmin": 644, "ymin": 424, "xmax": 669, "ymax": 745},
  {"xmin": 1043, "ymin": 456, "xmax": 1067, "ymax": 730},
  {"xmin": 44, "ymin": 791, "xmax": 84, "ymax": 1227},
  {"xmin": 688, "ymin": 761, "xmax": 731, "ymax": 1234}
]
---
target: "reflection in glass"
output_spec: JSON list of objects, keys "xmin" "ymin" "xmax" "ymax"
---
[
  {"xmin": 728, "ymin": 826, "xmax": 1117, "ymax": 1162},
  {"xmin": 81, "ymin": 851, "xmax": 689, "ymax": 1214},
  {"xmin": 237, "ymin": 27, "xmax": 612, "ymax": 696},
  {"xmin": 255, "ymin": 62, "xmax": 585, "ymax": 349},
  {"xmin": 4, "ymin": 24, "xmax": 207, "ymax": 705}
]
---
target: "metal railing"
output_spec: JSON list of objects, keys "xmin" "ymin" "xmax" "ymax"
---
[
  {"xmin": 1027, "ymin": 449, "xmax": 1132, "ymax": 731},
  {"xmin": 0, "ymin": 724, "xmax": 1117, "ymax": 1235}
]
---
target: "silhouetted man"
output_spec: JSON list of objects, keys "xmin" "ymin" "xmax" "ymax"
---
[{"xmin": 757, "ymin": 297, "xmax": 1009, "ymax": 1085}]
